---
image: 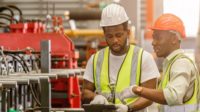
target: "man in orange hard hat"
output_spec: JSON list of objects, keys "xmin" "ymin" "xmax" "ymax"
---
[{"xmin": 118, "ymin": 13, "xmax": 200, "ymax": 112}]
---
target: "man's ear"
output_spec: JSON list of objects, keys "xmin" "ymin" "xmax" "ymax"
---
[{"xmin": 171, "ymin": 35, "xmax": 179, "ymax": 44}]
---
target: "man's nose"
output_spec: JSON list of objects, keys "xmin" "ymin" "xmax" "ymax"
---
[{"xmin": 113, "ymin": 37, "xmax": 118, "ymax": 43}]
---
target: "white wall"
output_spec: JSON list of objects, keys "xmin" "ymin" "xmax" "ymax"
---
[{"xmin": 164, "ymin": 0, "xmax": 200, "ymax": 37}]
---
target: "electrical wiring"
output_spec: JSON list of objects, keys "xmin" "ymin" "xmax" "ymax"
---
[
  {"xmin": 0, "ymin": 47, "xmax": 9, "ymax": 75},
  {"xmin": 15, "ymin": 53, "xmax": 42, "ymax": 101},
  {"xmin": 29, "ymin": 84, "xmax": 41, "ymax": 106},
  {"xmin": 30, "ymin": 54, "xmax": 40, "ymax": 73},
  {"xmin": 5, "ymin": 54, "xmax": 42, "ymax": 106},
  {"xmin": 15, "ymin": 54, "xmax": 42, "ymax": 107},
  {"xmin": 12, "ymin": 49, "xmax": 43, "ymax": 106},
  {"xmin": 6, "ymin": 54, "xmax": 28, "ymax": 73},
  {"xmin": 2, "ymin": 52, "xmax": 42, "ymax": 107},
  {"xmin": 15, "ymin": 54, "xmax": 30, "ymax": 72}
]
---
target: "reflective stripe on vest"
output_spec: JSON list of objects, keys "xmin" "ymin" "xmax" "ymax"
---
[
  {"xmin": 93, "ymin": 45, "xmax": 143, "ymax": 104},
  {"xmin": 158, "ymin": 53, "xmax": 200, "ymax": 112}
]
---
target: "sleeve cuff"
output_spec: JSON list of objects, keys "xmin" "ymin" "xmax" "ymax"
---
[{"xmin": 163, "ymin": 88, "xmax": 176, "ymax": 106}]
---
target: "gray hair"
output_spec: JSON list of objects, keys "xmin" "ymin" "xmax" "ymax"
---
[{"xmin": 169, "ymin": 30, "xmax": 182, "ymax": 42}]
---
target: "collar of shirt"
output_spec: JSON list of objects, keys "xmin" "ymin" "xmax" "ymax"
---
[
  {"xmin": 109, "ymin": 51, "xmax": 126, "ymax": 58},
  {"xmin": 162, "ymin": 49, "xmax": 184, "ymax": 72}
]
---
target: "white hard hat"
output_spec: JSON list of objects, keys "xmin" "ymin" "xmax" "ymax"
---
[{"xmin": 100, "ymin": 3, "xmax": 129, "ymax": 27}]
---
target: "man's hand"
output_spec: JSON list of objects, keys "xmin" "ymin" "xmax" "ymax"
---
[
  {"xmin": 119, "ymin": 85, "xmax": 137, "ymax": 100},
  {"xmin": 90, "ymin": 95, "xmax": 109, "ymax": 104},
  {"xmin": 115, "ymin": 104, "xmax": 128, "ymax": 112}
]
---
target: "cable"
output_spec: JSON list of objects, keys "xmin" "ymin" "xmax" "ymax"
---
[
  {"xmin": 6, "ymin": 54, "xmax": 28, "ymax": 73},
  {"xmin": 15, "ymin": 51, "xmax": 43, "ymax": 105},
  {"xmin": 14, "ymin": 54, "xmax": 42, "ymax": 106},
  {"xmin": 0, "ymin": 47, "xmax": 9, "ymax": 75},
  {"xmin": 1, "ymin": 49, "xmax": 43, "ymax": 108},
  {"xmin": 0, "ymin": 49, "xmax": 43, "ymax": 109},
  {"xmin": 18, "ymin": 54, "xmax": 30, "ymax": 72},
  {"xmin": 31, "ymin": 55, "xmax": 39, "ymax": 73},
  {"xmin": 29, "ymin": 84, "xmax": 41, "ymax": 106}
]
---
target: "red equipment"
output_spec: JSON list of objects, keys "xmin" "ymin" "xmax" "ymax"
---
[
  {"xmin": 0, "ymin": 18, "xmax": 81, "ymax": 108},
  {"xmin": 51, "ymin": 74, "xmax": 81, "ymax": 108}
]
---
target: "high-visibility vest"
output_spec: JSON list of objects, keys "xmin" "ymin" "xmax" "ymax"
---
[
  {"xmin": 158, "ymin": 53, "xmax": 200, "ymax": 112},
  {"xmin": 93, "ymin": 45, "xmax": 143, "ymax": 104}
]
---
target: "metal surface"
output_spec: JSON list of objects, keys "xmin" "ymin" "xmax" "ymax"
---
[
  {"xmin": 0, "ymin": 78, "xmax": 29, "ymax": 85},
  {"xmin": 0, "ymin": 33, "xmax": 74, "ymax": 56},
  {"xmin": 10, "ymin": 73, "xmax": 58, "ymax": 79},
  {"xmin": 83, "ymin": 104, "xmax": 116, "ymax": 112},
  {"xmin": 2, "ymin": 88, "xmax": 7, "ymax": 112},
  {"xmin": 41, "ymin": 40, "xmax": 51, "ymax": 73},
  {"xmin": 0, "ymin": 81, "xmax": 17, "ymax": 112},
  {"xmin": 0, "ymin": 32, "xmax": 78, "ymax": 69},
  {"xmin": 0, "ymin": 74, "xmax": 54, "ymax": 111},
  {"xmin": 51, "ymin": 108, "xmax": 84, "ymax": 112},
  {"xmin": 40, "ymin": 76, "xmax": 51, "ymax": 112},
  {"xmin": 0, "ymin": 69, "xmax": 84, "ymax": 112}
]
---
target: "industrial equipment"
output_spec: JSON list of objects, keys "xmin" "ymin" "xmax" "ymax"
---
[
  {"xmin": 83, "ymin": 104, "xmax": 116, "ymax": 112},
  {"xmin": 0, "ymin": 5, "xmax": 83, "ymax": 112}
]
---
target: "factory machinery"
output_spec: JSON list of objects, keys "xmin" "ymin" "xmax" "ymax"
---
[{"xmin": 0, "ymin": 5, "xmax": 84, "ymax": 112}]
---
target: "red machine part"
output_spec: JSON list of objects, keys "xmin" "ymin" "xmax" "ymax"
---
[
  {"xmin": 51, "ymin": 75, "xmax": 81, "ymax": 108},
  {"xmin": 52, "ymin": 16, "xmax": 64, "ymax": 34},
  {"xmin": 9, "ymin": 22, "xmax": 45, "ymax": 33},
  {"xmin": 0, "ymin": 20, "xmax": 81, "ymax": 108},
  {"xmin": 0, "ymin": 33, "xmax": 78, "ymax": 68}
]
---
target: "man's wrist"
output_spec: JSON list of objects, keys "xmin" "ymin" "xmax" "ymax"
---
[
  {"xmin": 133, "ymin": 86, "xmax": 143, "ymax": 95},
  {"xmin": 127, "ymin": 105, "xmax": 134, "ymax": 112}
]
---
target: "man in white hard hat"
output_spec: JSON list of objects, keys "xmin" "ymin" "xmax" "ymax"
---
[{"xmin": 82, "ymin": 3, "xmax": 160, "ymax": 112}]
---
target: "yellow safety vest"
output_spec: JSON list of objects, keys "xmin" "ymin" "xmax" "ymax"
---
[
  {"xmin": 93, "ymin": 45, "xmax": 143, "ymax": 104},
  {"xmin": 159, "ymin": 53, "xmax": 200, "ymax": 112}
]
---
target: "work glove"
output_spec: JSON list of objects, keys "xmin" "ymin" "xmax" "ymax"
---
[
  {"xmin": 90, "ymin": 94, "xmax": 109, "ymax": 104},
  {"xmin": 119, "ymin": 85, "xmax": 137, "ymax": 100},
  {"xmin": 115, "ymin": 104, "xmax": 128, "ymax": 112}
]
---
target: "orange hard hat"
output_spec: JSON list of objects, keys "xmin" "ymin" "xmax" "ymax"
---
[{"xmin": 150, "ymin": 13, "xmax": 186, "ymax": 38}]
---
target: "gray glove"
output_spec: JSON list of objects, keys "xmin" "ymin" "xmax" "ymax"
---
[
  {"xmin": 90, "ymin": 95, "xmax": 109, "ymax": 104},
  {"xmin": 115, "ymin": 104, "xmax": 128, "ymax": 112}
]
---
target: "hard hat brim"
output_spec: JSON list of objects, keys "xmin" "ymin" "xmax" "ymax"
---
[{"xmin": 100, "ymin": 19, "xmax": 129, "ymax": 27}]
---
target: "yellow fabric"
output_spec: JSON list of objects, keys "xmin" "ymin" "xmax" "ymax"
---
[
  {"xmin": 136, "ymin": 49, "xmax": 143, "ymax": 85},
  {"xmin": 159, "ymin": 54, "xmax": 198, "ymax": 104},
  {"xmin": 93, "ymin": 45, "xmax": 142, "ymax": 104},
  {"xmin": 100, "ymin": 47, "xmax": 110, "ymax": 92},
  {"xmin": 93, "ymin": 51, "xmax": 99, "ymax": 88}
]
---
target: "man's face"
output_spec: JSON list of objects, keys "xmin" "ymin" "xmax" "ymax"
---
[
  {"xmin": 103, "ymin": 24, "xmax": 129, "ymax": 55},
  {"xmin": 152, "ymin": 30, "xmax": 175, "ymax": 58}
]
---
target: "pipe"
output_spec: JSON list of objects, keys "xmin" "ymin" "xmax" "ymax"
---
[
  {"xmin": 66, "ymin": 8, "xmax": 101, "ymax": 20},
  {"xmin": 0, "ymin": 14, "xmax": 18, "ymax": 24},
  {"xmin": 7, "ymin": 5, "xmax": 23, "ymax": 22},
  {"xmin": 0, "ymin": 6, "xmax": 14, "ymax": 18},
  {"xmin": 64, "ymin": 29, "xmax": 104, "ymax": 37}
]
